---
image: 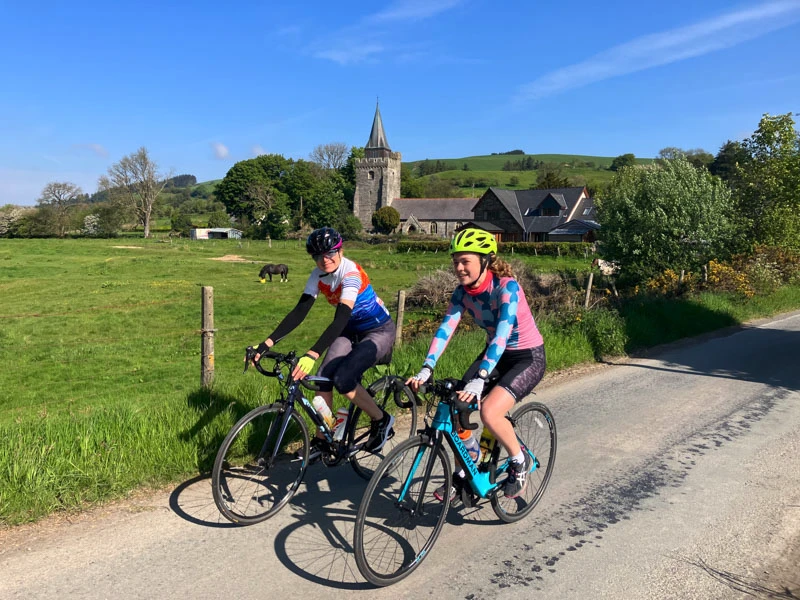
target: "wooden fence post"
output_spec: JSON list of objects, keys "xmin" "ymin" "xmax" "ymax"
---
[
  {"xmin": 584, "ymin": 272, "xmax": 594, "ymax": 309},
  {"xmin": 201, "ymin": 286, "xmax": 215, "ymax": 388},
  {"xmin": 394, "ymin": 290, "xmax": 406, "ymax": 348}
]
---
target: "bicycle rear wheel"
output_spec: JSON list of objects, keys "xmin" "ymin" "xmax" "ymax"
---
[
  {"xmin": 350, "ymin": 376, "xmax": 418, "ymax": 480},
  {"xmin": 491, "ymin": 402, "xmax": 557, "ymax": 523},
  {"xmin": 354, "ymin": 436, "xmax": 452, "ymax": 587},
  {"xmin": 212, "ymin": 404, "xmax": 309, "ymax": 525}
]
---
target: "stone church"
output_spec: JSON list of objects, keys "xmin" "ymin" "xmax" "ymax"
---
[
  {"xmin": 352, "ymin": 105, "xmax": 598, "ymax": 242},
  {"xmin": 352, "ymin": 104, "xmax": 475, "ymax": 236}
]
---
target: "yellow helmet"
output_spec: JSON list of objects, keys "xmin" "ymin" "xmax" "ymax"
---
[{"xmin": 450, "ymin": 228, "xmax": 497, "ymax": 255}]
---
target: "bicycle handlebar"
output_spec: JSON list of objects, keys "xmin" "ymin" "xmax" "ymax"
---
[
  {"xmin": 417, "ymin": 378, "xmax": 479, "ymax": 431},
  {"xmin": 243, "ymin": 346, "xmax": 331, "ymax": 392}
]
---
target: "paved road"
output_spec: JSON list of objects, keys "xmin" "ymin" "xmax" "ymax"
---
[{"xmin": 3, "ymin": 312, "xmax": 800, "ymax": 599}]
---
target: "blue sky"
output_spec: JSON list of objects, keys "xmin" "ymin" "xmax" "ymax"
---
[{"xmin": 2, "ymin": 0, "xmax": 799, "ymax": 206}]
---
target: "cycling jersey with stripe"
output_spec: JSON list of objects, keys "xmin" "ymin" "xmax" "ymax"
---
[
  {"xmin": 303, "ymin": 256, "xmax": 391, "ymax": 333},
  {"xmin": 423, "ymin": 274, "xmax": 543, "ymax": 375}
]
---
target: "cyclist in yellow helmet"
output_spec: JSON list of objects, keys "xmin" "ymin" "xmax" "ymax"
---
[{"xmin": 408, "ymin": 228, "xmax": 546, "ymax": 500}]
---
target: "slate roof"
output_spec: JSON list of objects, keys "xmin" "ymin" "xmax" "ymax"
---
[
  {"xmin": 390, "ymin": 198, "xmax": 477, "ymax": 221},
  {"xmin": 548, "ymin": 219, "xmax": 601, "ymax": 235},
  {"xmin": 460, "ymin": 220, "xmax": 504, "ymax": 233},
  {"xmin": 366, "ymin": 103, "xmax": 390, "ymax": 150},
  {"xmin": 482, "ymin": 186, "xmax": 589, "ymax": 234}
]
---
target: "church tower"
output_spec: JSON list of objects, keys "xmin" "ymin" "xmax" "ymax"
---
[{"xmin": 353, "ymin": 103, "xmax": 402, "ymax": 230}]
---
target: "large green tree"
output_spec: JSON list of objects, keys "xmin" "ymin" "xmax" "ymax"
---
[
  {"xmin": 732, "ymin": 113, "xmax": 800, "ymax": 250},
  {"xmin": 215, "ymin": 154, "xmax": 291, "ymax": 219},
  {"xmin": 597, "ymin": 157, "xmax": 739, "ymax": 283},
  {"xmin": 610, "ymin": 153, "xmax": 636, "ymax": 171},
  {"xmin": 709, "ymin": 140, "xmax": 749, "ymax": 183},
  {"xmin": 372, "ymin": 206, "xmax": 400, "ymax": 234}
]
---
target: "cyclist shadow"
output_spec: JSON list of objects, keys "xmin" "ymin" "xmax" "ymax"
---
[
  {"xmin": 271, "ymin": 464, "xmax": 376, "ymax": 589},
  {"xmin": 167, "ymin": 474, "xmax": 240, "ymax": 528}
]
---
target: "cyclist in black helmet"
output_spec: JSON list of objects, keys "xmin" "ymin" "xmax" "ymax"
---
[{"xmin": 253, "ymin": 226, "xmax": 396, "ymax": 455}]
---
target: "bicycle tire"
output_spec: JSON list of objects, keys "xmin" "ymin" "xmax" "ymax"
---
[
  {"xmin": 212, "ymin": 404, "xmax": 309, "ymax": 525},
  {"xmin": 350, "ymin": 376, "xmax": 418, "ymax": 480},
  {"xmin": 491, "ymin": 401, "xmax": 557, "ymax": 523},
  {"xmin": 354, "ymin": 436, "xmax": 452, "ymax": 587}
]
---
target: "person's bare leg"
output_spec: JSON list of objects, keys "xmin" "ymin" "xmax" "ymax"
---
[
  {"xmin": 479, "ymin": 387, "xmax": 520, "ymax": 457},
  {"xmin": 343, "ymin": 384, "xmax": 383, "ymax": 420}
]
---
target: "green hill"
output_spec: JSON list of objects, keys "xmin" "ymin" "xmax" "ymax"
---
[{"xmin": 404, "ymin": 153, "xmax": 655, "ymax": 195}]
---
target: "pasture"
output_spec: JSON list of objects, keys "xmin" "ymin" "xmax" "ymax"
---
[{"xmin": 0, "ymin": 238, "xmax": 591, "ymax": 524}]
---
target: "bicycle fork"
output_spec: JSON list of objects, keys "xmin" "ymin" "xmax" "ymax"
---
[{"xmin": 397, "ymin": 432, "xmax": 442, "ymax": 516}]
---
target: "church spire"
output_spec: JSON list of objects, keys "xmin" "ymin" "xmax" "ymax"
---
[{"xmin": 365, "ymin": 101, "xmax": 391, "ymax": 158}]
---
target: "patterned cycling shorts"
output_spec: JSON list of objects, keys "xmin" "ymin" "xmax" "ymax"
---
[
  {"xmin": 318, "ymin": 319, "xmax": 396, "ymax": 394},
  {"xmin": 463, "ymin": 345, "xmax": 546, "ymax": 402}
]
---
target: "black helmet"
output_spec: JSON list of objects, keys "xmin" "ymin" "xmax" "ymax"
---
[{"xmin": 306, "ymin": 227, "xmax": 343, "ymax": 255}]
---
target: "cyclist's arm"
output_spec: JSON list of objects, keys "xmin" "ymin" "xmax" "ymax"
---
[
  {"xmin": 422, "ymin": 292, "xmax": 465, "ymax": 370},
  {"xmin": 265, "ymin": 293, "xmax": 316, "ymax": 346},
  {"xmin": 307, "ymin": 298, "xmax": 353, "ymax": 358},
  {"xmin": 478, "ymin": 279, "xmax": 520, "ymax": 374}
]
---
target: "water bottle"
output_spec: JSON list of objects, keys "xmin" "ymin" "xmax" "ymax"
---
[
  {"xmin": 333, "ymin": 407, "xmax": 349, "ymax": 441},
  {"xmin": 479, "ymin": 426, "xmax": 496, "ymax": 464},
  {"xmin": 457, "ymin": 429, "xmax": 481, "ymax": 463},
  {"xmin": 312, "ymin": 395, "xmax": 335, "ymax": 429}
]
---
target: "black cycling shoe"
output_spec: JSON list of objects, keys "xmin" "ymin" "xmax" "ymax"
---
[
  {"xmin": 298, "ymin": 437, "xmax": 326, "ymax": 464},
  {"xmin": 365, "ymin": 410, "xmax": 395, "ymax": 452}
]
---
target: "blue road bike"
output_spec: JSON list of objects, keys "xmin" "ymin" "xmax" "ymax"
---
[{"xmin": 353, "ymin": 376, "xmax": 556, "ymax": 586}]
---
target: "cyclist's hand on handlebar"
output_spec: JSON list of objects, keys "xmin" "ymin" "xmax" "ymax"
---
[
  {"xmin": 291, "ymin": 352, "xmax": 317, "ymax": 380},
  {"xmin": 406, "ymin": 366, "xmax": 432, "ymax": 392},
  {"xmin": 252, "ymin": 340, "xmax": 272, "ymax": 363},
  {"xmin": 456, "ymin": 377, "xmax": 484, "ymax": 408}
]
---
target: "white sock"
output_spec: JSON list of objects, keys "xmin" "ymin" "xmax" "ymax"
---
[{"xmin": 511, "ymin": 451, "xmax": 525, "ymax": 465}]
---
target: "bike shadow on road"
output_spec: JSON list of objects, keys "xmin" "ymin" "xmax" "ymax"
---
[
  {"xmin": 269, "ymin": 463, "xmax": 376, "ymax": 589},
  {"xmin": 168, "ymin": 474, "xmax": 241, "ymax": 528}
]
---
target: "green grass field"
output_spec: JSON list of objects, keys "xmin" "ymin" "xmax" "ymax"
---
[{"xmin": 2, "ymin": 238, "xmax": 798, "ymax": 526}]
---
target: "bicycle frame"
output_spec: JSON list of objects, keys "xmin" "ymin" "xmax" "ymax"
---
[{"xmin": 401, "ymin": 390, "xmax": 537, "ymax": 504}]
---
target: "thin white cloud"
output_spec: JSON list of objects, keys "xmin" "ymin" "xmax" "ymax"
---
[
  {"xmin": 515, "ymin": 1, "xmax": 800, "ymax": 102},
  {"xmin": 211, "ymin": 142, "xmax": 229, "ymax": 159},
  {"xmin": 252, "ymin": 145, "xmax": 266, "ymax": 156},
  {"xmin": 71, "ymin": 143, "xmax": 109, "ymax": 158},
  {"xmin": 367, "ymin": 0, "xmax": 463, "ymax": 24},
  {"xmin": 313, "ymin": 0, "xmax": 465, "ymax": 65}
]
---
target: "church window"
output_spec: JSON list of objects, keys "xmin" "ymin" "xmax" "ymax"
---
[{"xmin": 430, "ymin": 222, "xmax": 438, "ymax": 234}]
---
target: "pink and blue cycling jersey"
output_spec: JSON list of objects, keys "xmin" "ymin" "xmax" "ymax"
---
[{"xmin": 423, "ymin": 274, "xmax": 543, "ymax": 375}]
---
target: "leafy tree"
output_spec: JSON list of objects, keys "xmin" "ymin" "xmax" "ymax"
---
[
  {"xmin": 509, "ymin": 176, "xmax": 520, "ymax": 186},
  {"xmin": 710, "ymin": 140, "xmax": 749, "ymax": 182},
  {"xmin": 534, "ymin": 169, "xmax": 570, "ymax": 189},
  {"xmin": 98, "ymin": 147, "xmax": 170, "ymax": 238},
  {"xmin": 310, "ymin": 142, "xmax": 349, "ymax": 170},
  {"xmin": 171, "ymin": 212, "xmax": 194, "ymax": 237},
  {"xmin": 36, "ymin": 181, "xmax": 82, "ymax": 237},
  {"xmin": 597, "ymin": 157, "xmax": 739, "ymax": 284},
  {"xmin": 338, "ymin": 213, "xmax": 363, "ymax": 239},
  {"xmin": 215, "ymin": 153, "xmax": 291, "ymax": 219},
  {"xmin": 610, "ymin": 153, "xmax": 636, "ymax": 171},
  {"xmin": 372, "ymin": 206, "xmax": 400, "ymax": 234},
  {"xmin": 207, "ymin": 210, "xmax": 230, "ymax": 228},
  {"xmin": 401, "ymin": 163, "xmax": 426, "ymax": 198},
  {"xmin": 462, "ymin": 162, "xmax": 470, "ymax": 171},
  {"xmin": 304, "ymin": 178, "xmax": 346, "ymax": 229},
  {"xmin": 733, "ymin": 112, "xmax": 800, "ymax": 250}
]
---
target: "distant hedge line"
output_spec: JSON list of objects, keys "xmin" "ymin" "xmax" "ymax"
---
[{"xmin": 395, "ymin": 240, "xmax": 594, "ymax": 257}]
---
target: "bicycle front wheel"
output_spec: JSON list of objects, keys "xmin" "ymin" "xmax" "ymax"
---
[
  {"xmin": 354, "ymin": 436, "xmax": 452, "ymax": 587},
  {"xmin": 492, "ymin": 401, "xmax": 557, "ymax": 523},
  {"xmin": 350, "ymin": 375, "xmax": 418, "ymax": 480},
  {"xmin": 212, "ymin": 404, "xmax": 309, "ymax": 525}
]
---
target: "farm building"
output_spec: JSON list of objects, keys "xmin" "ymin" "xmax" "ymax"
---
[{"xmin": 190, "ymin": 228, "xmax": 243, "ymax": 240}]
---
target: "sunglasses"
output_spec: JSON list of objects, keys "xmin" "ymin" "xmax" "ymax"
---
[{"xmin": 312, "ymin": 249, "xmax": 339, "ymax": 262}]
